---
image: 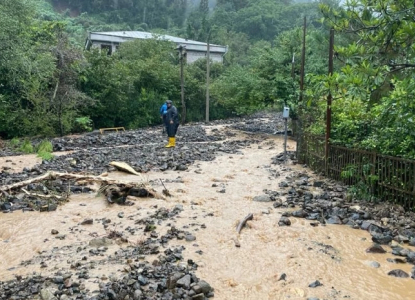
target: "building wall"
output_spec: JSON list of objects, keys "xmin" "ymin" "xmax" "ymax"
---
[
  {"xmin": 90, "ymin": 41, "xmax": 224, "ymax": 64},
  {"xmin": 186, "ymin": 51, "xmax": 223, "ymax": 64}
]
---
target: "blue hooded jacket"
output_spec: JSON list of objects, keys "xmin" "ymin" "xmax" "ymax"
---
[{"xmin": 160, "ymin": 103, "xmax": 168, "ymax": 116}]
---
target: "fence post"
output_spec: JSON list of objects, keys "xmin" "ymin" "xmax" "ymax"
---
[{"xmin": 371, "ymin": 152, "xmax": 377, "ymax": 197}]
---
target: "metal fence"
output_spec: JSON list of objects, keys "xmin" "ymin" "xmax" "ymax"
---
[{"xmin": 298, "ymin": 135, "xmax": 415, "ymax": 209}]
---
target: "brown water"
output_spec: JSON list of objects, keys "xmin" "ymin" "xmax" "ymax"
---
[{"xmin": 1, "ymin": 134, "xmax": 414, "ymax": 299}]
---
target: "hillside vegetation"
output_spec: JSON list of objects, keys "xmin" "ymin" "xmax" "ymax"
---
[{"xmin": 1, "ymin": 0, "xmax": 415, "ymax": 158}]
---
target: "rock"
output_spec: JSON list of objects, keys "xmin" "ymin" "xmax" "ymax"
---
[
  {"xmin": 308, "ymin": 280, "xmax": 322, "ymax": 288},
  {"xmin": 192, "ymin": 294, "xmax": 205, "ymax": 300},
  {"xmin": 133, "ymin": 290, "xmax": 143, "ymax": 300},
  {"xmin": 81, "ymin": 218, "xmax": 93, "ymax": 225},
  {"xmin": 366, "ymin": 261, "xmax": 380, "ymax": 268},
  {"xmin": 53, "ymin": 276, "xmax": 64, "ymax": 284},
  {"xmin": 51, "ymin": 229, "xmax": 59, "ymax": 235},
  {"xmin": 313, "ymin": 181, "xmax": 324, "ymax": 187},
  {"xmin": 55, "ymin": 234, "xmax": 66, "ymax": 240},
  {"xmin": 185, "ymin": 234, "xmax": 196, "ymax": 242},
  {"xmin": 327, "ymin": 216, "xmax": 342, "ymax": 224},
  {"xmin": 176, "ymin": 274, "xmax": 191, "ymax": 289},
  {"xmin": 89, "ymin": 237, "xmax": 114, "ymax": 247},
  {"xmin": 411, "ymin": 267, "xmax": 415, "ymax": 279},
  {"xmin": 361, "ymin": 221, "xmax": 374, "ymax": 230},
  {"xmin": 368, "ymin": 224, "xmax": 383, "ymax": 235},
  {"xmin": 388, "ymin": 269, "xmax": 409, "ymax": 278},
  {"xmin": 40, "ymin": 289, "xmax": 58, "ymax": 300},
  {"xmin": 273, "ymin": 199, "xmax": 282, "ymax": 208},
  {"xmin": 137, "ymin": 275, "xmax": 149, "ymax": 286},
  {"xmin": 371, "ymin": 234, "xmax": 392, "ymax": 245},
  {"xmin": 278, "ymin": 217, "xmax": 291, "ymax": 227},
  {"xmin": 118, "ymin": 212, "xmax": 124, "ymax": 218},
  {"xmin": 198, "ymin": 280, "xmax": 212, "ymax": 294},
  {"xmin": 277, "ymin": 273, "xmax": 286, "ymax": 281},
  {"xmin": 253, "ymin": 195, "xmax": 272, "ymax": 202},
  {"xmin": 386, "ymin": 258, "xmax": 406, "ymax": 264},
  {"xmin": 366, "ymin": 244, "xmax": 386, "ymax": 254},
  {"xmin": 292, "ymin": 209, "xmax": 307, "ymax": 218}
]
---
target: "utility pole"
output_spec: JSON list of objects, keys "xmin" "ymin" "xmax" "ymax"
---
[
  {"xmin": 325, "ymin": 28, "xmax": 334, "ymax": 173},
  {"xmin": 291, "ymin": 52, "xmax": 295, "ymax": 80},
  {"xmin": 206, "ymin": 31, "xmax": 211, "ymax": 123},
  {"xmin": 179, "ymin": 45, "xmax": 186, "ymax": 124},
  {"xmin": 297, "ymin": 16, "xmax": 306, "ymax": 159}
]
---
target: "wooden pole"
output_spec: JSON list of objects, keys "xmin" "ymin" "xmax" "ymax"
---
[
  {"xmin": 297, "ymin": 16, "xmax": 306, "ymax": 160},
  {"xmin": 206, "ymin": 32, "xmax": 211, "ymax": 123},
  {"xmin": 180, "ymin": 46, "xmax": 186, "ymax": 124},
  {"xmin": 325, "ymin": 28, "xmax": 334, "ymax": 174}
]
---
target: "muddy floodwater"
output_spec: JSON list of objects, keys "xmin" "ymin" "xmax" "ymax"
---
[{"xmin": 1, "ymin": 134, "xmax": 414, "ymax": 299}]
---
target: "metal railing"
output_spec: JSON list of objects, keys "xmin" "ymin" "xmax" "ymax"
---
[{"xmin": 298, "ymin": 134, "xmax": 415, "ymax": 209}]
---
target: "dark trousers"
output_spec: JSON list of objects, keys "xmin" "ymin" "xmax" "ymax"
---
[{"xmin": 167, "ymin": 123, "xmax": 179, "ymax": 137}]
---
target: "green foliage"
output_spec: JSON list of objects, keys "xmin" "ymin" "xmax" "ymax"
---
[
  {"xmin": 341, "ymin": 164, "xmax": 379, "ymax": 201},
  {"xmin": 37, "ymin": 151, "xmax": 54, "ymax": 161},
  {"xmin": 74, "ymin": 117, "xmax": 93, "ymax": 133},
  {"xmin": 36, "ymin": 140, "xmax": 53, "ymax": 153},
  {"xmin": 19, "ymin": 140, "xmax": 34, "ymax": 154},
  {"xmin": 9, "ymin": 138, "xmax": 20, "ymax": 148}
]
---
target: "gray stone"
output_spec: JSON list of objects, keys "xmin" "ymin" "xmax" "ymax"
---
[
  {"xmin": 388, "ymin": 269, "xmax": 409, "ymax": 278},
  {"xmin": 278, "ymin": 217, "xmax": 291, "ymax": 227},
  {"xmin": 176, "ymin": 274, "xmax": 191, "ymax": 289},
  {"xmin": 253, "ymin": 195, "xmax": 272, "ymax": 202},
  {"xmin": 366, "ymin": 261, "xmax": 380, "ymax": 268},
  {"xmin": 40, "ymin": 289, "xmax": 57, "ymax": 300},
  {"xmin": 81, "ymin": 218, "xmax": 93, "ymax": 225},
  {"xmin": 371, "ymin": 234, "xmax": 392, "ymax": 245},
  {"xmin": 192, "ymin": 294, "xmax": 205, "ymax": 300},
  {"xmin": 89, "ymin": 237, "xmax": 114, "ymax": 247},
  {"xmin": 51, "ymin": 229, "xmax": 59, "ymax": 235},
  {"xmin": 308, "ymin": 280, "xmax": 322, "ymax": 288},
  {"xmin": 185, "ymin": 234, "xmax": 196, "ymax": 242},
  {"xmin": 327, "ymin": 216, "xmax": 342, "ymax": 224},
  {"xmin": 133, "ymin": 289, "xmax": 143, "ymax": 300},
  {"xmin": 366, "ymin": 243, "xmax": 386, "ymax": 254},
  {"xmin": 198, "ymin": 280, "xmax": 212, "ymax": 294}
]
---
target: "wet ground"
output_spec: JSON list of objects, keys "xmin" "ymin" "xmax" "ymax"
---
[{"xmin": 1, "ymin": 115, "xmax": 415, "ymax": 300}]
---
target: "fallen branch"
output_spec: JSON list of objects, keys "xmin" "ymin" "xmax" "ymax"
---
[
  {"xmin": 236, "ymin": 213, "xmax": 253, "ymax": 235},
  {"xmin": 0, "ymin": 171, "xmax": 162, "ymax": 200},
  {"xmin": 21, "ymin": 188, "xmax": 67, "ymax": 200}
]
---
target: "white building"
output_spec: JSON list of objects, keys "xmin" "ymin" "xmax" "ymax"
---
[{"xmin": 85, "ymin": 31, "xmax": 228, "ymax": 64}]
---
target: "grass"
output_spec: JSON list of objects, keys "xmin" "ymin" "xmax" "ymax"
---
[
  {"xmin": 9, "ymin": 137, "xmax": 20, "ymax": 148},
  {"xmin": 37, "ymin": 150, "xmax": 54, "ymax": 161},
  {"xmin": 19, "ymin": 139, "xmax": 34, "ymax": 153},
  {"xmin": 36, "ymin": 139, "xmax": 54, "ymax": 161},
  {"xmin": 36, "ymin": 139, "xmax": 53, "ymax": 153}
]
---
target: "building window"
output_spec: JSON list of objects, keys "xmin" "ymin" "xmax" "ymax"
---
[{"xmin": 101, "ymin": 44, "xmax": 112, "ymax": 55}]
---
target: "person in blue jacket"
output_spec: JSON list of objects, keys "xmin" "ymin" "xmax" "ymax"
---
[
  {"xmin": 164, "ymin": 100, "xmax": 179, "ymax": 148},
  {"xmin": 160, "ymin": 101, "xmax": 168, "ymax": 134}
]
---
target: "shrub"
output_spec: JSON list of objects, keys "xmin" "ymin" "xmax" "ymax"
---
[
  {"xmin": 19, "ymin": 139, "xmax": 34, "ymax": 153},
  {"xmin": 36, "ymin": 139, "xmax": 53, "ymax": 153},
  {"xmin": 37, "ymin": 150, "xmax": 54, "ymax": 161}
]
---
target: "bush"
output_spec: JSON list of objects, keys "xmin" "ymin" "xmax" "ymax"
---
[
  {"xmin": 19, "ymin": 139, "xmax": 34, "ymax": 153},
  {"xmin": 37, "ymin": 150, "xmax": 54, "ymax": 161},
  {"xmin": 74, "ymin": 117, "xmax": 93, "ymax": 133},
  {"xmin": 9, "ymin": 137, "xmax": 20, "ymax": 148},
  {"xmin": 36, "ymin": 139, "xmax": 53, "ymax": 153}
]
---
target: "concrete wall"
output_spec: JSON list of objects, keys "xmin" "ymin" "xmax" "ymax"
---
[{"xmin": 186, "ymin": 51, "xmax": 223, "ymax": 64}]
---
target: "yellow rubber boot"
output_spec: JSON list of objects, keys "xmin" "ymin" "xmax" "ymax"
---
[
  {"xmin": 171, "ymin": 137, "xmax": 176, "ymax": 147},
  {"xmin": 165, "ymin": 137, "xmax": 174, "ymax": 148}
]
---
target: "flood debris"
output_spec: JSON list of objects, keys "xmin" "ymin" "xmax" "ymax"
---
[
  {"xmin": 0, "ymin": 171, "xmax": 161, "ymax": 211},
  {"xmin": 236, "ymin": 213, "xmax": 254, "ymax": 235}
]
